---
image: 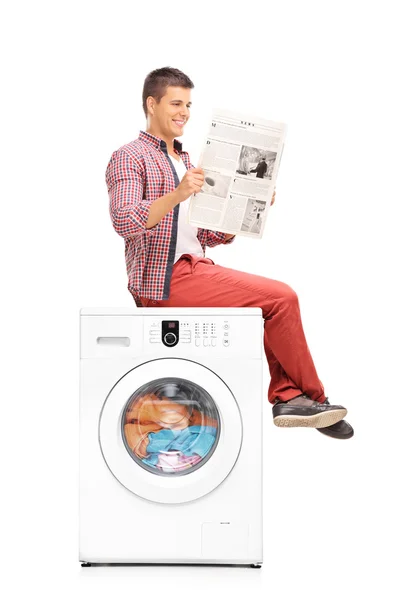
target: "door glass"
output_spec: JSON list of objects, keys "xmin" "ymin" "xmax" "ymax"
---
[{"xmin": 122, "ymin": 377, "xmax": 220, "ymax": 476}]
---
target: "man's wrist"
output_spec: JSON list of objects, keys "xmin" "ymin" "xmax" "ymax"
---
[{"xmin": 171, "ymin": 189, "xmax": 185, "ymax": 205}]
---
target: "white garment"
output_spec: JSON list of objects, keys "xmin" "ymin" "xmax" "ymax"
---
[{"xmin": 169, "ymin": 153, "xmax": 204, "ymax": 264}]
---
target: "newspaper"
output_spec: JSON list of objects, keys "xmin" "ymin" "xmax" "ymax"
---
[{"xmin": 188, "ymin": 108, "xmax": 287, "ymax": 239}]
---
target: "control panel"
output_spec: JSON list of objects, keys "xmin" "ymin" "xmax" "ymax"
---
[
  {"xmin": 147, "ymin": 318, "xmax": 232, "ymax": 348},
  {"xmin": 161, "ymin": 320, "xmax": 179, "ymax": 347}
]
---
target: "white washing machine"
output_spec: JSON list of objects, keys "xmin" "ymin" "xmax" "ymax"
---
[{"xmin": 80, "ymin": 307, "xmax": 264, "ymax": 567}]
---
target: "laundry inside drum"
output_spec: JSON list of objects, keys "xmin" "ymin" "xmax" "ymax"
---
[{"xmin": 122, "ymin": 377, "xmax": 220, "ymax": 476}]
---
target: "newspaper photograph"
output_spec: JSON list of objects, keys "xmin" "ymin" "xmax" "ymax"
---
[{"xmin": 188, "ymin": 108, "xmax": 287, "ymax": 239}]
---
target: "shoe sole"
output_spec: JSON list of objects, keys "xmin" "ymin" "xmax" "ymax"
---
[{"xmin": 273, "ymin": 408, "xmax": 347, "ymax": 429}]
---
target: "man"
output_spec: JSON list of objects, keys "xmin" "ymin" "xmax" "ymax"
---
[
  {"xmin": 105, "ymin": 66, "xmax": 353, "ymax": 439},
  {"xmin": 250, "ymin": 157, "xmax": 268, "ymax": 178},
  {"xmin": 240, "ymin": 151, "xmax": 250, "ymax": 174}
]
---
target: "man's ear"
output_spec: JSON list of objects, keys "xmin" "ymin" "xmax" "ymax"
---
[{"xmin": 147, "ymin": 96, "xmax": 156, "ymax": 116}]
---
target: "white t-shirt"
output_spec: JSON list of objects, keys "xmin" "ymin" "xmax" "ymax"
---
[{"xmin": 169, "ymin": 153, "xmax": 204, "ymax": 264}]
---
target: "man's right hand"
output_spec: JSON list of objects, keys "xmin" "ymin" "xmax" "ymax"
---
[{"xmin": 175, "ymin": 168, "xmax": 205, "ymax": 203}]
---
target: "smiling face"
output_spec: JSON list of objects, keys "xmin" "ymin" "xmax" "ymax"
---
[{"xmin": 146, "ymin": 86, "xmax": 192, "ymax": 141}]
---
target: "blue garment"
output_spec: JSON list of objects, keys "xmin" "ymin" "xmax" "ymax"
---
[{"xmin": 142, "ymin": 426, "xmax": 217, "ymax": 467}]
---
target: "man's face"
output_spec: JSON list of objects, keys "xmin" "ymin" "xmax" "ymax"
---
[{"xmin": 149, "ymin": 86, "xmax": 192, "ymax": 138}]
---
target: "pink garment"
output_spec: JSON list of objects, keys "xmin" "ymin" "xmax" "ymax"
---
[{"xmin": 156, "ymin": 451, "xmax": 202, "ymax": 472}]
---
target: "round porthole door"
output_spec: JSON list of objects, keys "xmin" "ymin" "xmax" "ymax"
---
[{"xmin": 99, "ymin": 358, "xmax": 242, "ymax": 504}]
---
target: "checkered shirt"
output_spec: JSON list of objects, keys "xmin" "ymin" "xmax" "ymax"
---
[{"xmin": 105, "ymin": 130, "xmax": 235, "ymax": 302}]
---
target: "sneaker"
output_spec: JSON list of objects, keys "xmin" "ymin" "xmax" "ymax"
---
[
  {"xmin": 316, "ymin": 399, "xmax": 354, "ymax": 439},
  {"xmin": 272, "ymin": 394, "xmax": 347, "ymax": 428}
]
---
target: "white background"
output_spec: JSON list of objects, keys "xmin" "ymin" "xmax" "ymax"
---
[{"xmin": 2, "ymin": 0, "xmax": 399, "ymax": 597}]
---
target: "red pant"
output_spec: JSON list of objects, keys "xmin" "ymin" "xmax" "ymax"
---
[{"xmin": 139, "ymin": 254, "xmax": 327, "ymax": 405}]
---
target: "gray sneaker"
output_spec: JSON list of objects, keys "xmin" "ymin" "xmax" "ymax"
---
[
  {"xmin": 316, "ymin": 399, "xmax": 354, "ymax": 439},
  {"xmin": 272, "ymin": 394, "xmax": 347, "ymax": 428}
]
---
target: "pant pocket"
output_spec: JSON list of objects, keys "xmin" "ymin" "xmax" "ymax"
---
[{"xmin": 192, "ymin": 256, "xmax": 215, "ymax": 273}]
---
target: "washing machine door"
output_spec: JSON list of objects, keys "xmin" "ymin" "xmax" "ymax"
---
[{"xmin": 99, "ymin": 358, "xmax": 242, "ymax": 504}]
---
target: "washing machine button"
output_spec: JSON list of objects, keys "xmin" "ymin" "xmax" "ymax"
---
[{"xmin": 164, "ymin": 332, "xmax": 177, "ymax": 345}]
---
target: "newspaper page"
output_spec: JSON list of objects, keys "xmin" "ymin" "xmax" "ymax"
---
[{"xmin": 188, "ymin": 108, "xmax": 287, "ymax": 239}]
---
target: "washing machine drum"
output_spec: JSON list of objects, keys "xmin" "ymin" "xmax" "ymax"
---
[{"xmin": 99, "ymin": 358, "xmax": 242, "ymax": 504}]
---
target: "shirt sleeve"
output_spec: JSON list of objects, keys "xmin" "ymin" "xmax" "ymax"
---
[
  {"xmin": 106, "ymin": 149, "xmax": 161, "ymax": 239},
  {"xmin": 197, "ymin": 228, "xmax": 236, "ymax": 247}
]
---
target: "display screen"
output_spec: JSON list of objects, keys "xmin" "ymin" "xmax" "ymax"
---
[{"xmin": 168, "ymin": 322, "xmax": 176, "ymax": 328}]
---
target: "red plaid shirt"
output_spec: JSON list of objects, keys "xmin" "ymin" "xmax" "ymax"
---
[{"xmin": 105, "ymin": 130, "xmax": 235, "ymax": 302}]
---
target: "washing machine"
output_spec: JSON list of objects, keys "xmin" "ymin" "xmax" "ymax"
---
[{"xmin": 79, "ymin": 306, "xmax": 264, "ymax": 567}]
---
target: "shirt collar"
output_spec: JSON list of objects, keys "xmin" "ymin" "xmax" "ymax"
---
[{"xmin": 139, "ymin": 130, "xmax": 183, "ymax": 153}]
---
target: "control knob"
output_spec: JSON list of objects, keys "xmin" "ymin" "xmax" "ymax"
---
[{"xmin": 164, "ymin": 332, "xmax": 177, "ymax": 345}]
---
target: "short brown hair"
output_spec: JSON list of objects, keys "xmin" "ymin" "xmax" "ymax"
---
[{"xmin": 142, "ymin": 67, "xmax": 194, "ymax": 117}]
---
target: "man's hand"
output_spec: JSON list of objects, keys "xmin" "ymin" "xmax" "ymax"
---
[
  {"xmin": 271, "ymin": 188, "xmax": 276, "ymax": 206},
  {"xmin": 175, "ymin": 168, "xmax": 205, "ymax": 203}
]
